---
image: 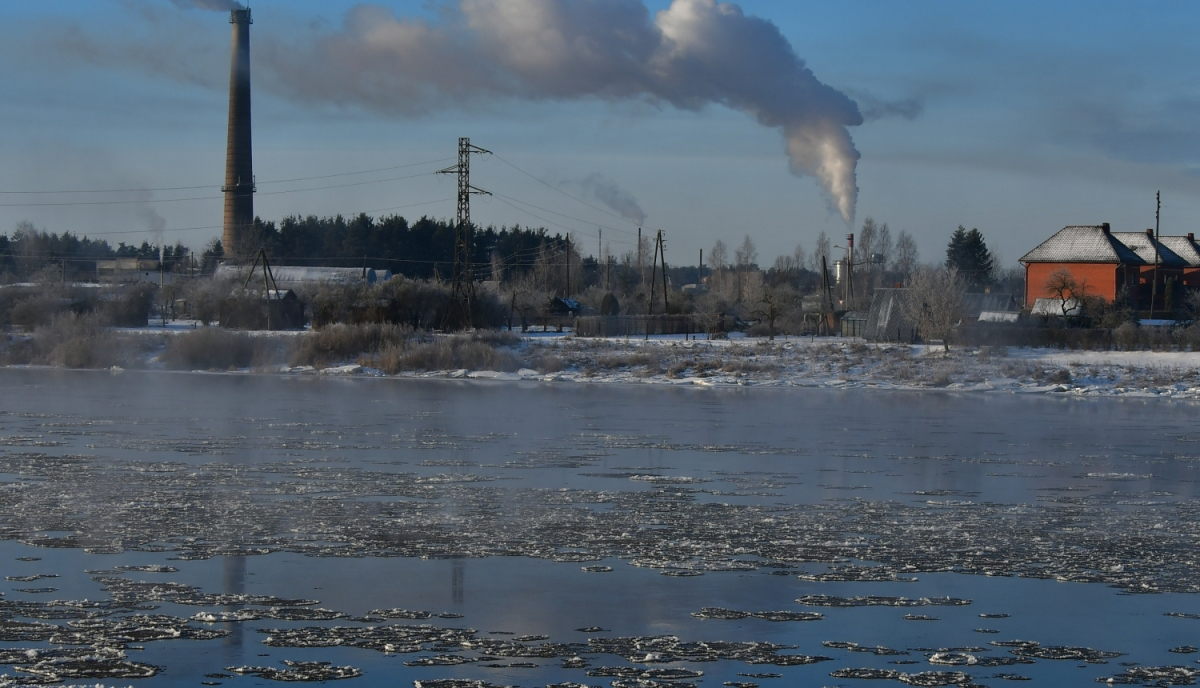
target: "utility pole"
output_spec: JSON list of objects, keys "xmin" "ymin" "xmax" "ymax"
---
[
  {"xmin": 638, "ymin": 227, "xmax": 644, "ymax": 288},
  {"xmin": 648, "ymin": 233, "xmax": 660, "ymax": 317},
  {"xmin": 699, "ymin": 249, "xmax": 703, "ymax": 287},
  {"xmin": 437, "ymin": 137, "xmax": 491, "ymax": 329},
  {"xmin": 1151, "ymin": 191, "xmax": 1161, "ymax": 318},
  {"xmin": 845, "ymin": 233, "xmax": 855, "ymax": 308},
  {"xmin": 565, "ymin": 235, "xmax": 571, "ymax": 299},
  {"xmin": 659, "ymin": 231, "xmax": 669, "ymax": 314}
]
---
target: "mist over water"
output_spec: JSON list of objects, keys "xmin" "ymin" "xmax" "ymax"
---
[{"xmin": 0, "ymin": 370, "xmax": 1198, "ymax": 685}]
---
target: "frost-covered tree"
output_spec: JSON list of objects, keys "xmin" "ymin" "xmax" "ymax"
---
[
  {"xmin": 893, "ymin": 230, "xmax": 919, "ymax": 280},
  {"xmin": 812, "ymin": 231, "xmax": 830, "ymax": 273},
  {"xmin": 900, "ymin": 267, "xmax": 966, "ymax": 351}
]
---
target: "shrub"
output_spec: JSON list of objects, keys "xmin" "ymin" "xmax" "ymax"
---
[
  {"xmin": 12, "ymin": 313, "xmax": 152, "ymax": 368},
  {"xmin": 369, "ymin": 336, "xmax": 520, "ymax": 373},
  {"xmin": 290, "ymin": 323, "xmax": 414, "ymax": 367},
  {"xmin": 161, "ymin": 327, "xmax": 289, "ymax": 370}
]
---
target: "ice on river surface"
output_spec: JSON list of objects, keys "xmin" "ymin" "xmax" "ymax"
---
[{"xmin": 0, "ymin": 368, "xmax": 1198, "ymax": 686}]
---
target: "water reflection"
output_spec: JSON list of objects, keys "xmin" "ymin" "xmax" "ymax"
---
[
  {"xmin": 452, "ymin": 557, "xmax": 465, "ymax": 605},
  {"xmin": 223, "ymin": 555, "xmax": 246, "ymax": 660}
]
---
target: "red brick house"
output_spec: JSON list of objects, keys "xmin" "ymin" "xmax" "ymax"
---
[
  {"xmin": 1020, "ymin": 224, "xmax": 1200, "ymax": 309},
  {"xmin": 1020, "ymin": 224, "xmax": 1142, "ymax": 307}
]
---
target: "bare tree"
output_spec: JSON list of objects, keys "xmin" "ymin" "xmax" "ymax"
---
[
  {"xmin": 734, "ymin": 235, "xmax": 757, "ymax": 302},
  {"xmin": 792, "ymin": 243, "xmax": 807, "ymax": 272},
  {"xmin": 752, "ymin": 285, "xmax": 794, "ymax": 341},
  {"xmin": 811, "ymin": 231, "xmax": 830, "ymax": 272},
  {"xmin": 773, "ymin": 253, "xmax": 797, "ymax": 275},
  {"xmin": 899, "ymin": 267, "xmax": 966, "ymax": 351},
  {"xmin": 735, "ymin": 235, "xmax": 758, "ymax": 270},
  {"xmin": 858, "ymin": 218, "xmax": 876, "ymax": 265},
  {"xmin": 1044, "ymin": 268, "xmax": 1088, "ymax": 322},
  {"xmin": 875, "ymin": 223, "xmax": 892, "ymax": 269},
  {"xmin": 893, "ymin": 230, "xmax": 919, "ymax": 281},
  {"xmin": 709, "ymin": 239, "xmax": 728, "ymax": 276}
]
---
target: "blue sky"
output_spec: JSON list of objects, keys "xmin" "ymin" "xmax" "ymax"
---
[{"xmin": 2, "ymin": 0, "xmax": 1199, "ymax": 268}]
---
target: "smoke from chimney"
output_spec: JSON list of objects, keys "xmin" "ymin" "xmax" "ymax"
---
[
  {"xmin": 261, "ymin": 0, "xmax": 864, "ymax": 223},
  {"xmin": 223, "ymin": 8, "xmax": 254, "ymax": 260},
  {"xmin": 577, "ymin": 173, "xmax": 647, "ymax": 225},
  {"xmin": 170, "ymin": 0, "xmax": 245, "ymax": 11}
]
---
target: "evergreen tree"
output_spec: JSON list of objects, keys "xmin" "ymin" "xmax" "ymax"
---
[{"xmin": 945, "ymin": 226, "xmax": 994, "ymax": 290}]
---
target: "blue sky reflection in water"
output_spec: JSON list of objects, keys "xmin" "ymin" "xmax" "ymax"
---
[{"xmin": 0, "ymin": 369, "xmax": 1199, "ymax": 686}]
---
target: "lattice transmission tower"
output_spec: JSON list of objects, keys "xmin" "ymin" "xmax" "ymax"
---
[{"xmin": 438, "ymin": 138, "xmax": 491, "ymax": 329}]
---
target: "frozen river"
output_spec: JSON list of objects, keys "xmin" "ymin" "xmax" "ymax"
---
[{"xmin": 0, "ymin": 368, "xmax": 1198, "ymax": 687}]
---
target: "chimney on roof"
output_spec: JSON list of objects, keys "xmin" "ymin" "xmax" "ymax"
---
[
  {"xmin": 1146, "ymin": 228, "xmax": 1154, "ymax": 237},
  {"xmin": 1190, "ymin": 233, "xmax": 1195, "ymax": 241},
  {"xmin": 1101, "ymin": 223, "xmax": 1110, "ymax": 233}
]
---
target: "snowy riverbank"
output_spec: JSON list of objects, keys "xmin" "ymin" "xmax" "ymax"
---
[
  {"xmin": 10, "ymin": 324, "xmax": 1200, "ymax": 398},
  {"xmin": 289, "ymin": 332, "xmax": 1200, "ymax": 399}
]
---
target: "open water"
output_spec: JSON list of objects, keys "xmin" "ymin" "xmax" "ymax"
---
[{"xmin": 0, "ymin": 368, "xmax": 1198, "ymax": 687}]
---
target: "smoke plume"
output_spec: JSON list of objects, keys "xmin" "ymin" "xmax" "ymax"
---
[
  {"xmin": 261, "ymin": 0, "xmax": 863, "ymax": 222},
  {"xmin": 169, "ymin": 0, "xmax": 244, "ymax": 11},
  {"xmin": 577, "ymin": 173, "xmax": 647, "ymax": 225},
  {"xmin": 136, "ymin": 205, "xmax": 167, "ymax": 253}
]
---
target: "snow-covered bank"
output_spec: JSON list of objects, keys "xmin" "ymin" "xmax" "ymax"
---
[
  {"xmin": 295, "ymin": 333, "xmax": 1200, "ymax": 399},
  {"xmin": 9, "ymin": 324, "xmax": 1200, "ymax": 399}
]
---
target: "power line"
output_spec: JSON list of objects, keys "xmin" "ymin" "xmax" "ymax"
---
[
  {"xmin": 0, "ymin": 171, "xmax": 443, "ymax": 208},
  {"xmin": 0, "ymin": 157, "xmax": 454, "ymax": 196},
  {"xmin": 489, "ymin": 154, "xmax": 641, "ymax": 235}
]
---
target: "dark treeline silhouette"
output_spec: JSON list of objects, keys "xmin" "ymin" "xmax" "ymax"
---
[
  {"xmin": 239, "ymin": 213, "xmax": 576, "ymax": 280},
  {"xmin": 3, "ymin": 214, "xmax": 579, "ymax": 282},
  {"xmin": 0, "ymin": 222, "xmax": 193, "ymax": 281}
]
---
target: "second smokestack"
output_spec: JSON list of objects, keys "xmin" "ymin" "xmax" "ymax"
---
[{"xmin": 222, "ymin": 8, "xmax": 254, "ymax": 262}]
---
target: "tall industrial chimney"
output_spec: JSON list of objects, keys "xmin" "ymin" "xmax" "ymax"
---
[{"xmin": 222, "ymin": 8, "xmax": 254, "ymax": 262}]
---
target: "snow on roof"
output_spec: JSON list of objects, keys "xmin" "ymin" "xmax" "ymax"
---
[
  {"xmin": 1157, "ymin": 235, "xmax": 1200, "ymax": 267},
  {"xmin": 1110, "ymin": 232, "xmax": 1189, "ymax": 267},
  {"xmin": 1020, "ymin": 226, "xmax": 1144, "ymax": 265},
  {"xmin": 978, "ymin": 310, "xmax": 1020, "ymax": 323},
  {"xmin": 1031, "ymin": 297, "xmax": 1082, "ymax": 317},
  {"xmin": 215, "ymin": 265, "xmax": 380, "ymax": 284}
]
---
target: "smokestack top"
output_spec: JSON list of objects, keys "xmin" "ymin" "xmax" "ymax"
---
[{"xmin": 230, "ymin": 8, "xmax": 252, "ymax": 24}]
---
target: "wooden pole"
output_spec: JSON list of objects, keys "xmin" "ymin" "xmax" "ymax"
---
[{"xmin": 659, "ymin": 231, "xmax": 668, "ymax": 315}]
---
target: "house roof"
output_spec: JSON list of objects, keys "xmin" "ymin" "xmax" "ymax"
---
[
  {"xmin": 1110, "ymin": 232, "xmax": 1189, "ymax": 267},
  {"xmin": 961, "ymin": 293, "xmax": 1017, "ymax": 317},
  {"xmin": 1020, "ymin": 226, "xmax": 1145, "ymax": 265},
  {"xmin": 1158, "ymin": 235, "xmax": 1200, "ymax": 267},
  {"xmin": 863, "ymin": 288, "xmax": 917, "ymax": 342}
]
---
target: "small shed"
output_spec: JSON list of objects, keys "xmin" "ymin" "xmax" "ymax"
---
[
  {"xmin": 220, "ymin": 289, "xmax": 305, "ymax": 330},
  {"xmin": 863, "ymin": 288, "xmax": 918, "ymax": 342},
  {"xmin": 548, "ymin": 297, "xmax": 582, "ymax": 316},
  {"xmin": 840, "ymin": 311, "xmax": 868, "ymax": 338},
  {"xmin": 961, "ymin": 293, "xmax": 1018, "ymax": 321}
]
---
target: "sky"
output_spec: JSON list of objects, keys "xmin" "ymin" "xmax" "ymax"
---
[{"xmin": 2, "ymin": 0, "xmax": 1200, "ymax": 269}]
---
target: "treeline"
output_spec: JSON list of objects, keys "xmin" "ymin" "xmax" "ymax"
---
[
  {"xmin": 0, "ymin": 222, "xmax": 192, "ymax": 281},
  {"xmin": 238, "ymin": 214, "xmax": 576, "ymax": 281}
]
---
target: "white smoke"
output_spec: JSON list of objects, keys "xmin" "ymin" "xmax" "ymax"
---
[
  {"xmin": 169, "ymin": 0, "xmax": 244, "ymax": 11},
  {"xmin": 260, "ymin": 0, "xmax": 863, "ymax": 222},
  {"xmin": 577, "ymin": 173, "xmax": 647, "ymax": 225}
]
